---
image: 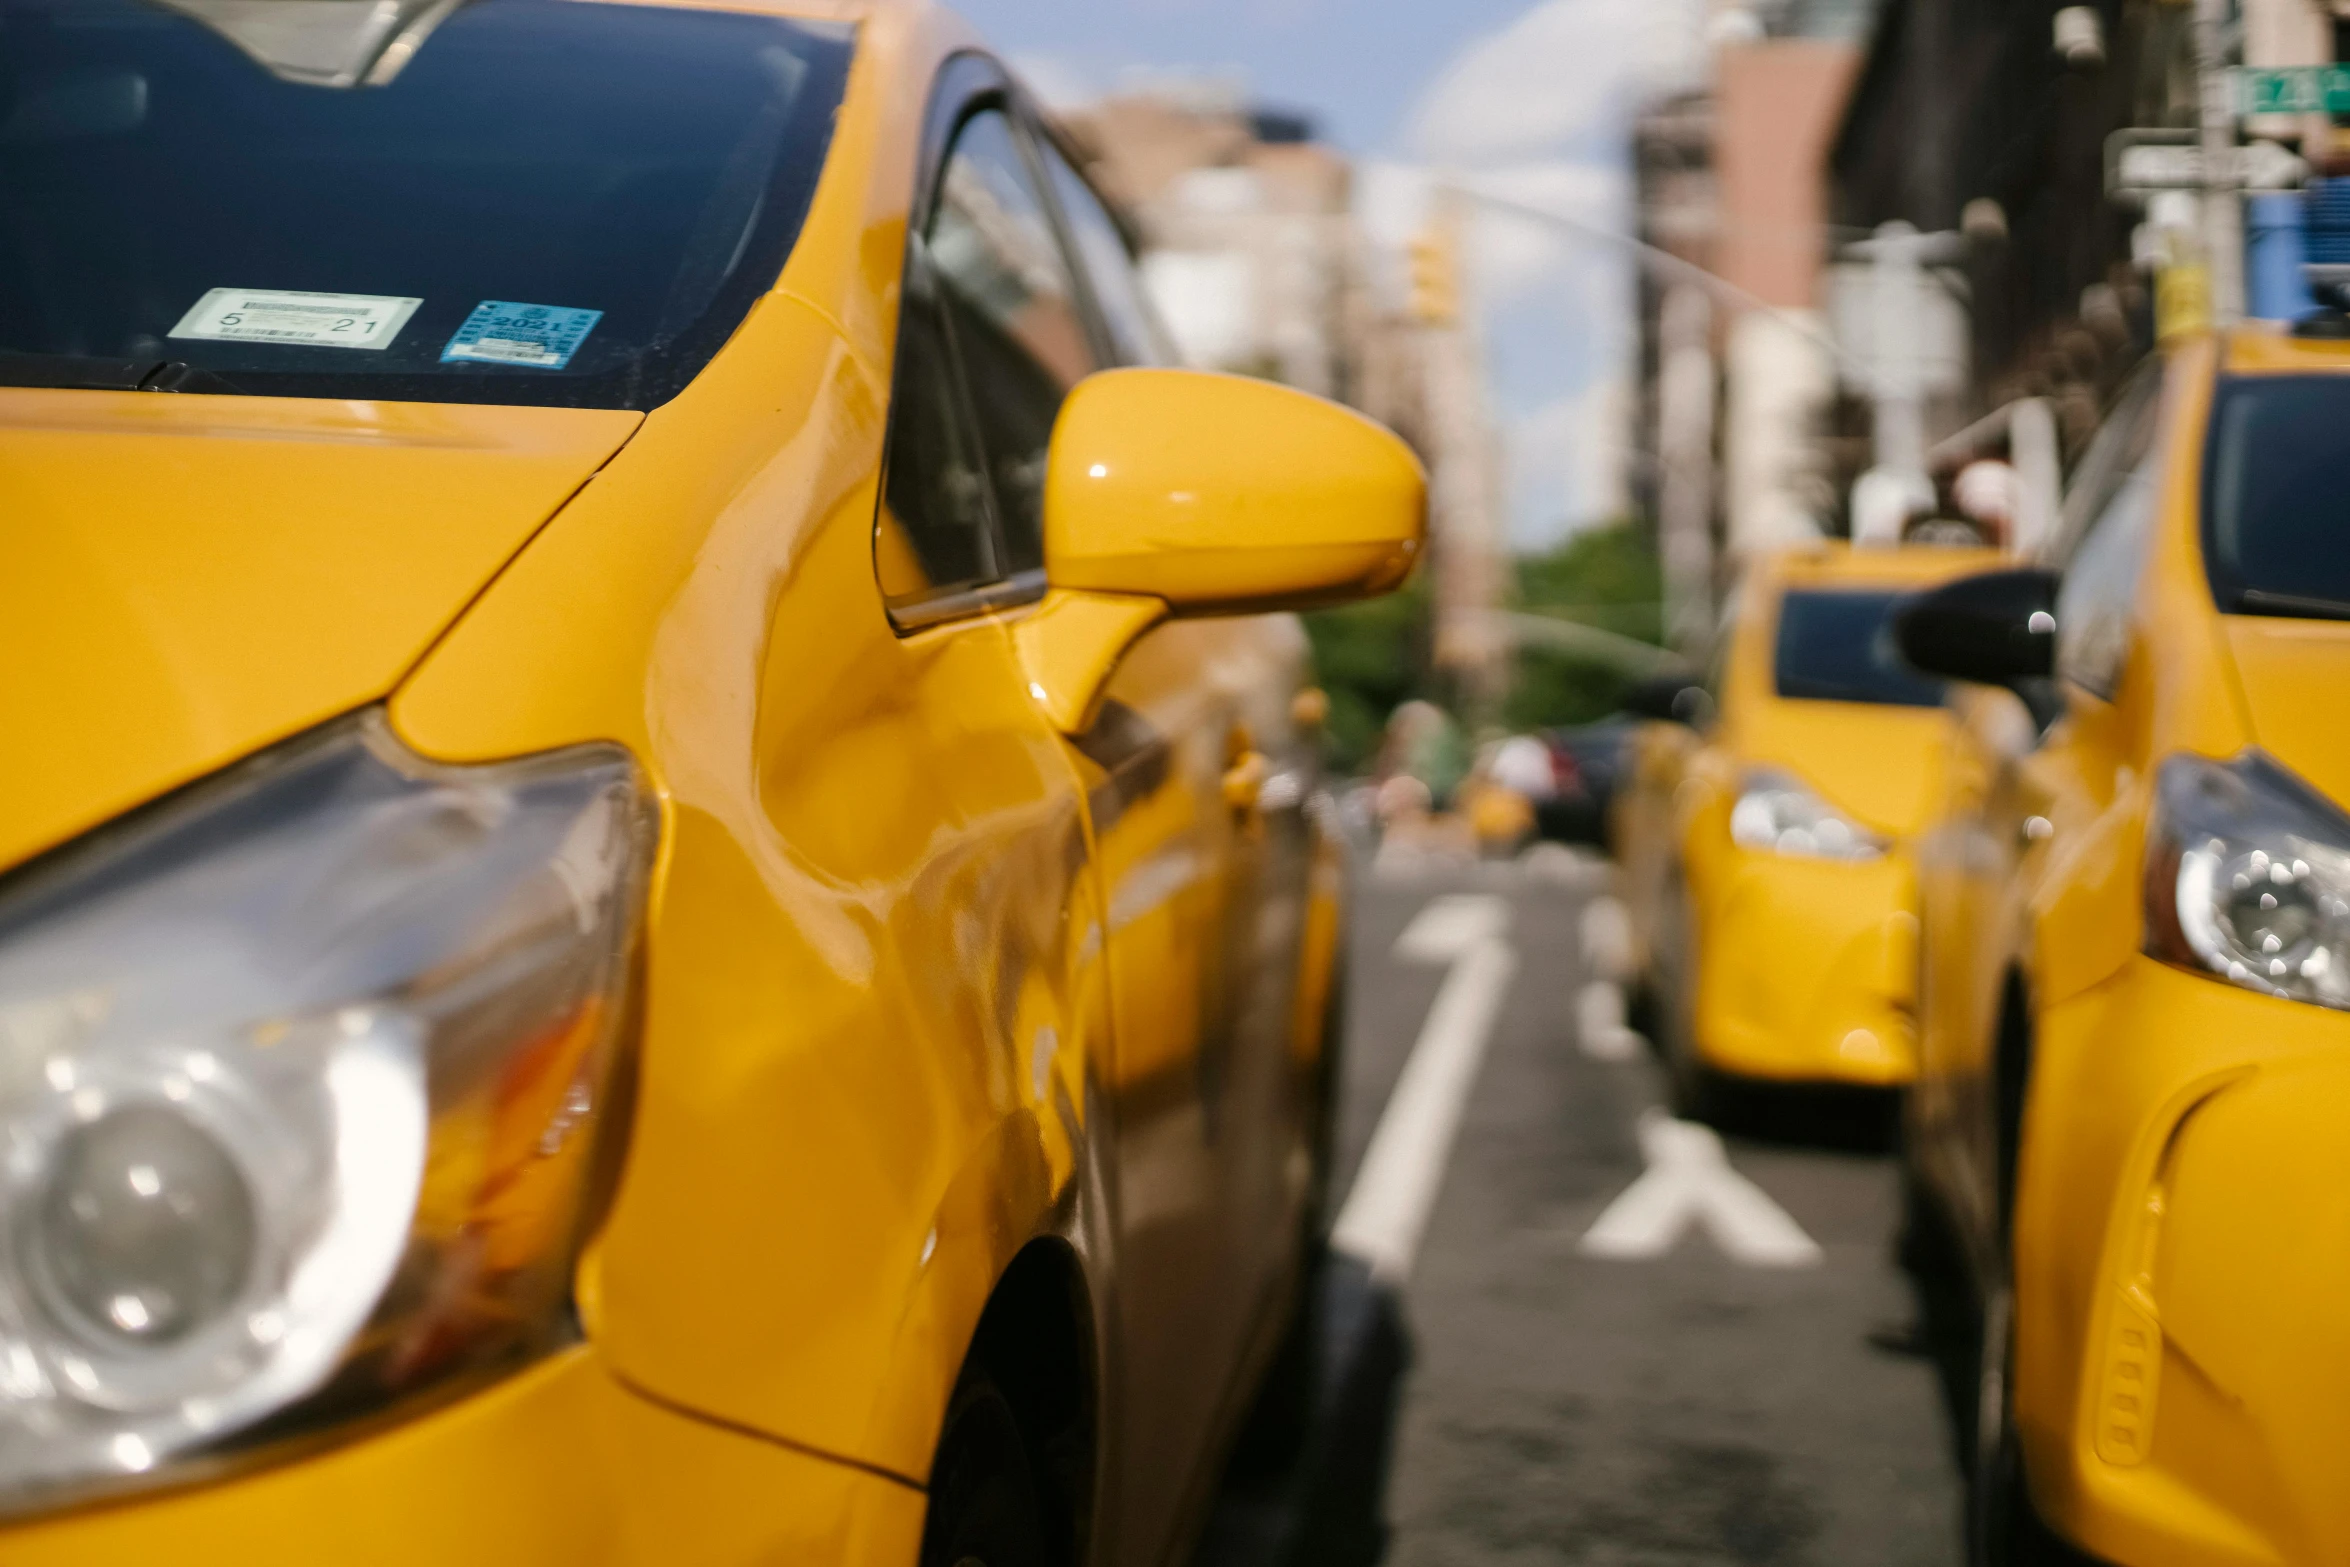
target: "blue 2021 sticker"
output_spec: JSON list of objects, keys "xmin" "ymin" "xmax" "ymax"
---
[{"xmin": 441, "ymin": 302, "xmax": 603, "ymax": 370}]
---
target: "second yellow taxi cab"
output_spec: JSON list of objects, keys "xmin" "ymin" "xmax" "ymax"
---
[
  {"xmin": 1618, "ymin": 543, "xmax": 2000, "ymax": 1115},
  {"xmin": 0, "ymin": 1, "xmax": 1422, "ymax": 1562},
  {"xmin": 1896, "ymin": 326, "xmax": 2350, "ymax": 1567}
]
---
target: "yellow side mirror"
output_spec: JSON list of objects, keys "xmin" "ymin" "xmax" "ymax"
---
[{"xmin": 1014, "ymin": 368, "xmax": 1426, "ymax": 733}]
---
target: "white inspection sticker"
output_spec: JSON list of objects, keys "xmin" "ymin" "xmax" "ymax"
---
[{"xmin": 169, "ymin": 289, "xmax": 421, "ymax": 351}]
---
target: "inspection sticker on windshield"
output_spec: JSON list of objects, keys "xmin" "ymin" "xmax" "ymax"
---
[
  {"xmin": 440, "ymin": 301, "xmax": 603, "ymax": 370},
  {"xmin": 169, "ymin": 289, "xmax": 421, "ymax": 350}
]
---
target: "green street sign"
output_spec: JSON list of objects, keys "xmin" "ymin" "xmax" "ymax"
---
[{"xmin": 2238, "ymin": 65, "xmax": 2350, "ymax": 115}]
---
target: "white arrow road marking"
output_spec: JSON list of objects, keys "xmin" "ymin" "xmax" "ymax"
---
[
  {"xmin": 1579, "ymin": 1109, "xmax": 1822, "ymax": 1267},
  {"xmin": 1332, "ymin": 894, "xmax": 1518, "ymax": 1283}
]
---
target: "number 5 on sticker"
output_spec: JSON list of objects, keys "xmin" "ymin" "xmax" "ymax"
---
[{"xmin": 171, "ymin": 289, "xmax": 421, "ymax": 351}]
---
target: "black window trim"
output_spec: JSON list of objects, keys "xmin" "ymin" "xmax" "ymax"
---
[
  {"xmin": 2050, "ymin": 359, "xmax": 2164, "ymax": 570},
  {"xmin": 877, "ymin": 54, "xmax": 1036, "ymax": 633},
  {"xmin": 875, "ymin": 52, "xmax": 1151, "ymax": 634},
  {"xmin": 1008, "ymin": 103, "xmax": 1144, "ymax": 373}
]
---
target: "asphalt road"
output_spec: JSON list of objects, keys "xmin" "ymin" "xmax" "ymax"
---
[{"xmin": 1314, "ymin": 855, "xmax": 1962, "ymax": 1567}]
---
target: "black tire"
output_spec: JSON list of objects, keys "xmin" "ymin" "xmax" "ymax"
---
[
  {"xmin": 1895, "ymin": 1151, "xmax": 1956, "ymax": 1285},
  {"xmin": 1225, "ymin": 940, "xmax": 1347, "ymax": 1482},
  {"xmin": 922, "ymin": 1374, "xmax": 1053, "ymax": 1567},
  {"xmin": 1653, "ymin": 868, "xmax": 1719, "ymax": 1122},
  {"xmin": 1967, "ymin": 1281, "xmax": 2093, "ymax": 1567}
]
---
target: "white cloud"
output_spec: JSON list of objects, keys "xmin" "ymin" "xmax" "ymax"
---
[
  {"xmin": 1406, "ymin": 0, "xmax": 1707, "ymax": 164},
  {"xmin": 1462, "ymin": 160, "xmax": 1625, "ymax": 307},
  {"xmin": 1370, "ymin": 0, "xmax": 1707, "ymax": 547},
  {"xmin": 1355, "ymin": 151, "xmax": 1637, "ymax": 545},
  {"xmin": 1354, "ymin": 157, "xmax": 1624, "ymax": 312},
  {"xmin": 1507, "ymin": 376, "xmax": 1631, "ymax": 545},
  {"xmin": 1007, "ymin": 50, "xmax": 1101, "ymax": 112}
]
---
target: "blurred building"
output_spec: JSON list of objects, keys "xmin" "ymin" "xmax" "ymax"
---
[
  {"xmin": 1827, "ymin": 0, "xmax": 2348, "ymax": 484},
  {"xmin": 1829, "ymin": 0, "xmax": 2161, "ymax": 464},
  {"xmin": 1629, "ymin": 0, "xmax": 1881, "ymax": 653},
  {"xmin": 1714, "ymin": 8, "xmax": 1872, "ymax": 556},
  {"xmin": 1057, "ymin": 85, "xmax": 1362, "ymax": 402},
  {"xmin": 1631, "ymin": 90, "xmax": 1720, "ymax": 655},
  {"xmin": 1059, "ymin": 86, "xmax": 1501, "ymax": 705}
]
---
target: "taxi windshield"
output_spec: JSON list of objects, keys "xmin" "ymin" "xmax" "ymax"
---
[
  {"xmin": 0, "ymin": 0, "xmax": 852, "ymax": 409},
  {"xmin": 1773, "ymin": 587, "xmax": 1944, "ymax": 708},
  {"xmin": 2206, "ymin": 375, "xmax": 2350, "ymax": 619}
]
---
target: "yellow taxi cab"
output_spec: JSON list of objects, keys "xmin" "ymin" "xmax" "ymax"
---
[
  {"xmin": 1617, "ymin": 543, "xmax": 2000, "ymax": 1116},
  {"xmin": 0, "ymin": 1, "xmax": 1423, "ymax": 1561},
  {"xmin": 1895, "ymin": 327, "xmax": 2350, "ymax": 1566}
]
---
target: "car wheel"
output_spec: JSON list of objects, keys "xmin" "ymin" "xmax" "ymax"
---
[
  {"xmin": 1654, "ymin": 867, "xmax": 1718, "ymax": 1122},
  {"xmin": 922, "ymin": 1373, "xmax": 1053, "ymax": 1567},
  {"xmin": 1226, "ymin": 940, "xmax": 1348, "ymax": 1481},
  {"xmin": 1967, "ymin": 1280, "xmax": 2092, "ymax": 1567}
]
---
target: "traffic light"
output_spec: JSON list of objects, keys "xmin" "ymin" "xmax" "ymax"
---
[{"xmin": 1407, "ymin": 228, "xmax": 1459, "ymax": 325}]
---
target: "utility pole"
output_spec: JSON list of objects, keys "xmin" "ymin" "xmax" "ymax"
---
[
  {"xmin": 1655, "ymin": 285, "xmax": 1715, "ymax": 658},
  {"xmin": 1411, "ymin": 190, "xmax": 1509, "ymax": 720},
  {"xmin": 1846, "ymin": 221, "xmax": 1960, "ymax": 544},
  {"xmin": 2197, "ymin": 0, "xmax": 2245, "ymax": 324}
]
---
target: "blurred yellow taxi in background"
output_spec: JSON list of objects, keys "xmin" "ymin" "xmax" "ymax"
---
[
  {"xmin": 1896, "ymin": 328, "xmax": 2350, "ymax": 1566},
  {"xmin": 0, "ymin": 1, "xmax": 1421, "ymax": 1562},
  {"xmin": 1618, "ymin": 544, "xmax": 1999, "ymax": 1115}
]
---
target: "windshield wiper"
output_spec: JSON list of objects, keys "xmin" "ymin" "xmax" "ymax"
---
[
  {"xmin": 2237, "ymin": 588, "xmax": 2350, "ymax": 623},
  {"xmin": 0, "ymin": 352, "xmax": 241, "ymax": 394}
]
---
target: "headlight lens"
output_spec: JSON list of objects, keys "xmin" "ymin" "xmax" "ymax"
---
[
  {"xmin": 0, "ymin": 712, "xmax": 653, "ymax": 1508},
  {"xmin": 1727, "ymin": 770, "xmax": 1886, "ymax": 861},
  {"xmin": 2146, "ymin": 750, "xmax": 2350, "ymax": 1009}
]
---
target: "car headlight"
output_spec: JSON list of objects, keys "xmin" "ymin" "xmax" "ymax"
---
[
  {"xmin": 2146, "ymin": 750, "xmax": 2350, "ymax": 1010},
  {"xmin": 1727, "ymin": 770, "xmax": 1886, "ymax": 861},
  {"xmin": 0, "ymin": 712, "xmax": 654, "ymax": 1510}
]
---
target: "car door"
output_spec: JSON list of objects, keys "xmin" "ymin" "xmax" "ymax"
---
[
  {"xmin": 1014, "ymin": 116, "xmax": 1323, "ymax": 1557},
  {"xmin": 518, "ymin": 55, "xmax": 1113, "ymax": 1480},
  {"xmin": 1912, "ymin": 367, "xmax": 2161, "ymax": 1254}
]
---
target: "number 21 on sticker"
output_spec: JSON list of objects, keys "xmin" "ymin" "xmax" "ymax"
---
[{"xmin": 169, "ymin": 289, "xmax": 422, "ymax": 352}]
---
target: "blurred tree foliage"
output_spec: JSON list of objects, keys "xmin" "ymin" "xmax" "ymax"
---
[
  {"xmin": 1503, "ymin": 520, "xmax": 1663, "ymax": 733},
  {"xmin": 1301, "ymin": 565, "xmax": 1432, "ymax": 770},
  {"xmin": 1302, "ymin": 519, "xmax": 1664, "ymax": 771}
]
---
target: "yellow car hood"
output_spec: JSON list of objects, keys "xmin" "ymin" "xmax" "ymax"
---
[
  {"xmin": 2224, "ymin": 616, "xmax": 2350, "ymax": 806},
  {"xmin": 0, "ymin": 389, "xmax": 641, "ymax": 873},
  {"xmin": 1735, "ymin": 700, "xmax": 1951, "ymax": 839}
]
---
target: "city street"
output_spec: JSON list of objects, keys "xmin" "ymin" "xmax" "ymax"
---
[
  {"xmin": 10, "ymin": 0, "xmax": 2323, "ymax": 1557},
  {"xmin": 1270, "ymin": 857, "xmax": 1962, "ymax": 1566}
]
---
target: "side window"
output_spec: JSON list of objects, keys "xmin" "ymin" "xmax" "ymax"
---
[
  {"xmin": 876, "ymin": 245, "xmax": 998, "ymax": 612},
  {"xmin": 2049, "ymin": 366, "xmax": 2160, "ymax": 561},
  {"xmin": 2054, "ymin": 379, "xmax": 2164, "ymax": 699},
  {"xmin": 1038, "ymin": 140, "xmax": 1174, "ymax": 368},
  {"xmin": 926, "ymin": 109, "xmax": 1098, "ymax": 576}
]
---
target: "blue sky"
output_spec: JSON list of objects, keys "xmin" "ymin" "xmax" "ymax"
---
[
  {"xmin": 953, "ymin": 0, "xmax": 1710, "ymax": 545},
  {"xmin": 951, "ymin": 0, "xmax": 1549, "ymax": 154}
]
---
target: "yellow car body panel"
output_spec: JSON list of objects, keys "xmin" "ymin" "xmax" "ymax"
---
[
  {"xmin": 0, "ymin": 1349, "xmax": 924, "ymax": 1567},
  {"xmin": 1611, "ymin": 716, "xmax": 1702, "ymax": 983},
  {"xmin": 0, "ymin": 1, "xmax": 1377, "ymax": 1561},
  {"xmin": 1642, "ymin": 544, "xmax": 2001, "ymax": 1086},
  {"xmin": 1910, "ymin": 328, "xmax": 2350, "ymax": 1564},
  {"xmin": 0, "ymin": 391, "xmax": 640, "ymax": 872}
]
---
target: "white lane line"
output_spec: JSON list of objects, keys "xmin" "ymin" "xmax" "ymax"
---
[
  {"xmin": 1579, "ymin": 1109, "xmax": 1822, "ymax": 1267},
  {"xmin": 1577, "ymin": 896, "xmax": 1634, "ymax": 981},
  {"xmin": 1332, "ymin": 894, "xmax": 1518, "ymax": 1283},
  {"xmin": 1574, "ymin": 894, "xmax": 1646, "ymax": 1061},
  {"xmin": 1575, "ymin": 982, "xmax": 1644, "ymax": 1062}
]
